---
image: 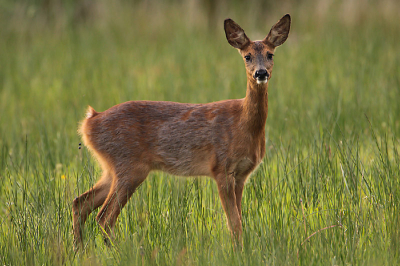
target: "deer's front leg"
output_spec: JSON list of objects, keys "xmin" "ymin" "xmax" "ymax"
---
[
  {"xmin": 234, "ymin": 179, "xmax": 245, "ymax": 223},
  {"xmin": 215, "ymin": 172, "xmax": 242, "ymax": 241}
]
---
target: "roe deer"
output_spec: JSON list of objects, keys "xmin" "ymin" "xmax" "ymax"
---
[{"xmin": 73, "ymin": 14, "xmax": 291, "ymax": 247}]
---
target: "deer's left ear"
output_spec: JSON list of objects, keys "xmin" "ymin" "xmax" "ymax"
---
[
  {"xmin": 263, "ymin": 14, "xmax": 291, "ymax": 48},
  {"xmin": 224, "ymin": 18, "xmax": 251, "ymax": 50}
]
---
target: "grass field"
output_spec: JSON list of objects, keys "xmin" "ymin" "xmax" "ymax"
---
[{"xmin": 1, "ymin": 0, "xmax": 400, "ymax": 265}]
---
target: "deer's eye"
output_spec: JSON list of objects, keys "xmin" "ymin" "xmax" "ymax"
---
[
  {"xmin": 267, "ymin": 52, "xmax": 274, "ymax": 60},
  {"xmin": 244, "ymin": 54, "xmax": 251, "ymax": 62}
]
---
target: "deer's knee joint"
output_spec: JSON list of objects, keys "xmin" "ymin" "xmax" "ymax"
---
[{"xmin": 96, "ymin": 212, "xmax": 105, "ymax": 224}]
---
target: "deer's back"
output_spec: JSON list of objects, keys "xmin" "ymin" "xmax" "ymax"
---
[{"xmin": 81, "ymin": 100, "xmax": 264, "ymax": 177}]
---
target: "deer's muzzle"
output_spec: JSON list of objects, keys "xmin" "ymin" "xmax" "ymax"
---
[{"xmin": 254, "ymin": 69, "xmax": 269, "ymax": 84}]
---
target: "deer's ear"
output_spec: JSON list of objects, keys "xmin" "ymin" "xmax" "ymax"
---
[
  {"xmin": 224, "ymin": 19, "xmax": 251, "ymax": 50},
  {"xmin": 263, "ymin": 14, "xmax": 291, "ymax": 47}
]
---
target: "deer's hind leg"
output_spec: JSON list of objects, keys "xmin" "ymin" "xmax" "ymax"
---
[
  {"xmin": 96, "ymin": 165, "xmax": 150, "ymax": 245},
  {"xmin": 73, "ymin": 171, "xmax": 112, "ymax": 246}
]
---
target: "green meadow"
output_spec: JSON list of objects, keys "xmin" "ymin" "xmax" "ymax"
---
[{"xmin": 1, "ymin": 1, "xmax": 399, "ymax": 265}]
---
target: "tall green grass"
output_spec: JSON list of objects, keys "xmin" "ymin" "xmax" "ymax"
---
[{"xmin": 1, "ymin": 1, "xmax": 399, "ymax": 265}]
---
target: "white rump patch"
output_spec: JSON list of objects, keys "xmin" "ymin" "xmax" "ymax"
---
[{"xmin": 86, "ymin": 107, "xmax": 95, "ymax": 119}]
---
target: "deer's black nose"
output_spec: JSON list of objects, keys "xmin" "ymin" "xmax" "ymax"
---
[{"xmin": 254, "ymin": 69, "xmax": 269, "ymax": 80}]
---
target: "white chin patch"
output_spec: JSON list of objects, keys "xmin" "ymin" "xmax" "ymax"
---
[{"xmin": 256, "ymin": 78, "xmax": 268, "ymax": 84}]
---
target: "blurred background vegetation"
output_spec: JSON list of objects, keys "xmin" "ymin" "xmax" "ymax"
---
[
  {"xmin": 1, "ymin": 0, "xmax": 399, "ymax": 265},
  {"xmin": 1, "ymin": 0, "xmax": 399, "ymax": 142}
]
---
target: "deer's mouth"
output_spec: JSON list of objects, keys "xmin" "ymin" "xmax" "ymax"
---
[{"xmin": 256, "ymin": 77, "xmax": 268, "ymax": 84}]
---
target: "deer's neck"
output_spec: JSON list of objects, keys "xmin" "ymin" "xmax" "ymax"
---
[{"xmin": 241, "ymin": 81, "xmax": 268, "ymax": 134}]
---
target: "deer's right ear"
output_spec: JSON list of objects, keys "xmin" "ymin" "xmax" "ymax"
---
[
  {"xmin": 224, "ymin": 19, "xmax": 250, "ymax": 50},
  {"xmin": 263, "ymin": 14, "xmax": 291, "ymax": 48}
]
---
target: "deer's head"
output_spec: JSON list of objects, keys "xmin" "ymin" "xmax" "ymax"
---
[{"xmin": 224, "ymin": 15, "xmax": 291, "ymax": 86}]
